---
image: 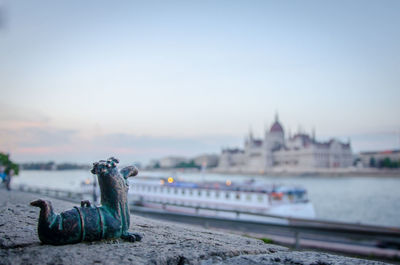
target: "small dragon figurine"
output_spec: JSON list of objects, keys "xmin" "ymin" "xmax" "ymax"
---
[{"xmin": 30, "ymin": 157, "xmax": 142, "ymax": 245}]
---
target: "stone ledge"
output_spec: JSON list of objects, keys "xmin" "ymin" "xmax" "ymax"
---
[{"xmin": 0, "ymin": 189, "xmax": 386, "ymax": 265}]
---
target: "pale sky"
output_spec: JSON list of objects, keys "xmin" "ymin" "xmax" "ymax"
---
[{"xmin": 0, "ymin": 0, "xmax": 399, "ymax": 163}]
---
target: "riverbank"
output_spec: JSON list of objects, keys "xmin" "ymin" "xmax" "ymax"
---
[
  {"xmin": 0, "ymin": 189, "xmax": 388, "ymax": 265},
  {"xmin": 17, "ymin": 167, "xmax": 400, "ymax": 178},
  {"xmin": 212, "ymin": 168, "xmax": 400, "ymax": 177},
  {"xmin": 144, "ymin": 168, "xmax": 400, "ymax": 177}
]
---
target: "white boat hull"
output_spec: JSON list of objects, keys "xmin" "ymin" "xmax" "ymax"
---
[{"xmin": 129, "ymin": 178, "xmax": 316, "ymax": 222}]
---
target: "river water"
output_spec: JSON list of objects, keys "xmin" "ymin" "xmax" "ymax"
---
[{"xmin": 11, "ymin": 170, "xmax": 400, "ymax": 228}]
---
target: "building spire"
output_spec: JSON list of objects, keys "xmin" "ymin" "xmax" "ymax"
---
[
  {"xmin": 275, "ymin": 111, "xmax": 279, "ymax": 122},
  {"xmin": 312, "ymin": 127, "xmax": 316, "ymax": 141},
  {"xmin": 248, "ymin": 126, "xmax": 253, "ymax": 140}
]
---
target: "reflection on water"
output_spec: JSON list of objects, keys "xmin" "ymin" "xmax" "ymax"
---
[{"xmin": 12, "ymin": 170, "xmax": 400, "ymax": 228}]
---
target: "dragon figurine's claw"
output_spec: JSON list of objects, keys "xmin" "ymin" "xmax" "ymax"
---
[
  {"xmin": 121, "ymin": 232, "xmax": 142, "ymax": 242},
  {"xmin": 80, "ymin": 200, "xmax": 91, "ymax": 207}
]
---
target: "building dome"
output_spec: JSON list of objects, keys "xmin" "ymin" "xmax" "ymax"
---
[
  {"xmin": 270, "ymin": 121, "xmax": 284, "ymax": 133},
  {"xmin": 269, "ymin": 113, "xmax": 284, "ymax": 133}
]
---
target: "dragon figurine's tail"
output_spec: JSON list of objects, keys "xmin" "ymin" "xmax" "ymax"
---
[
  {"xmin": 30, "ymin": 199, "xmax": 82, "ymax": 245},
  {"xmin": 30, "ymin": 199, "xmax": 55, "ymax": 226}
]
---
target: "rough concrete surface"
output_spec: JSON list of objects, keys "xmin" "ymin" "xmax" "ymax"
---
[{"xmin": 0, "ymin": 189, "xmax": 387, "ymax": 265}]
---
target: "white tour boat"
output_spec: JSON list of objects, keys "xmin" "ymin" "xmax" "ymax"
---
[{"xmin": 128, "ymin": 177, "xmax": 315, "ymax": 222}]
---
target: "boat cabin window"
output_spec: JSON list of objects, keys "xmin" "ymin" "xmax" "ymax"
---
[
  {"xmin": 257, "ymin": 195, "xmax": 263, "ymax": 202},
  {"xmin": 235, "ymin": 193, "xmax": 240, "ymax": 200},
  {"xmin": 198, "ymin": 190, "xmax": 202, "ymax": 196},
  {"xmin": 225, "ymin": 192, "xmax": 230, "ymax": 199},
  {"xmin": 189, "ymin": 189, "xmax": 193, "ymax": 196},
  {"xmin": 246, "ymin": 194, "xmax": 252, "ymax": 201},
  {"xmin": 206, "ymin": 191, "xmax": 210, "ymax": 197},
  {"xmin": 215, "ymin": 191, "xmax": 220, "ymax": 198}
]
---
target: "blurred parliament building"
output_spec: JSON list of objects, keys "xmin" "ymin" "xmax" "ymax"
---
[{"xmin": 217, "ymin": 115, "xmax": 353, "ymax": 173}]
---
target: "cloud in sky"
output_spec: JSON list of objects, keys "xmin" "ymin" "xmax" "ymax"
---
[
  {"xmin": 0, "ymin": 123, "xmax": 241, "ymax": 163},
  {"xmin": 0, "ymin": 0, "xmax": 399, "ymax": 163}
]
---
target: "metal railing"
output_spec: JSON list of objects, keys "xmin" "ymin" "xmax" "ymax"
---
[
  {"xmin": 17, "ymin": 184, "xmax": 86, "ymax": 203},
  {"xmin": 132, "ymin": 200, "xmax": 400, "ymax": 250}
]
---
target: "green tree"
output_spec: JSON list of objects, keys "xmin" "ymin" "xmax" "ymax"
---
[
  {"xmin": 153, "ymin": 162, "xmax": 160, "ymax": 169},
  {"xmin": 175, "ymin": 160, "xmax": 201, "ymax": 169},
  {"xmin": 383, "ymin": 157, "xmax": 392, "ymax": 168},
  {"xmin": 369, "ymin": 157, "xmax": 376, "ymax": 167},
  {"xmin": 0, "ymin": 153, "xmax": 19, "ymax": 175},
  {"xmin": 379, "ymin": 157, "xmax": 400, "ymax": 169}
]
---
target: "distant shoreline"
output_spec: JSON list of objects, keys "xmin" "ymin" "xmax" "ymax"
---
[
  {"xmin": 142, "ymin": 168, "xmax": 400, "ymax": 178},
  {"xmin": 210, "ymin": 170, "xmax": 400, "ymax": 178},
  {"xmin": 19, "ymin": 168, "xmax": 400, "ymax": 177}
]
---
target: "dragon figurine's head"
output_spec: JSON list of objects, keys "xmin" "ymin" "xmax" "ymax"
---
[
  {"xmin": 91, "ymin": 157, "xmax": 139, "ymax": 180},
  {"xmin": 91, "ymin": 157, "xmax": 119, "ymax": 176}
]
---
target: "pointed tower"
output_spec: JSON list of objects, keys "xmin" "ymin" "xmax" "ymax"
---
[
  {"xmin": 263, "ymin": 113, "xmax": 285, "ymax": 169},
  {"xmin": 312, "ymin": 127, "xmax": 316, "ymax": 141}
]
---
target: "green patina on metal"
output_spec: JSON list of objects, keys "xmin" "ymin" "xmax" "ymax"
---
[{"xmin": 30, "ymin": 157, "xmax": 142, "ymax": 245}]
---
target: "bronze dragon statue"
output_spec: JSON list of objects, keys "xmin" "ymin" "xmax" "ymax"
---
[{"xmin": 30, "ymin": 157, "xmax": 142, "ymax": 245}]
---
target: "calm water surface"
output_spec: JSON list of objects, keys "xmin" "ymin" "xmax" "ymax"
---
[{"xmin": 11, "ymin": 170, "xmax": 400, "ymax": 228}]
